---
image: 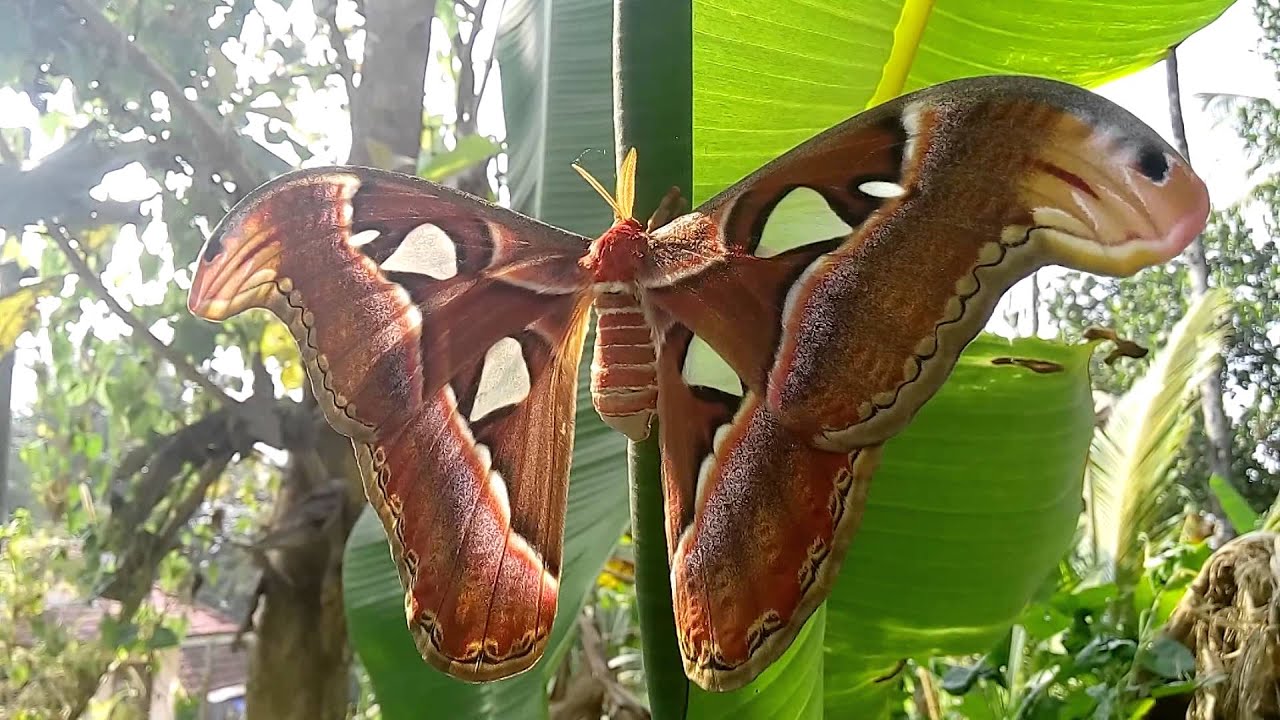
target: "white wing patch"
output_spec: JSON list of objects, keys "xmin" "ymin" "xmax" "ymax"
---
[
  {"xmin": 470, "ymin": 337, "xmax": 532, "ymax": 422},
  {"xmin": 755, "ymin": 186, "xmax": 854, "ymax": 258},
  {"xmin": 857, "ymin": 180, "xmax": 906, "ymax": 199},
  {"xmin": 381, "ymin": 222, "xmax": 458, "ymax": 279},
  {"xmin": 682, "ymin": 334, "xmax": 744, "ymax": 397},
  {"xmin": 348, "ymin": 229, "xmax": 381, "ymax": 247}
]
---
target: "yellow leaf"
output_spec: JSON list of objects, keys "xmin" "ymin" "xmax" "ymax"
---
[
  {"xmin": 80, "ymin": 225, "xmax": 116, "ymax": 252},
  {"xmin": 595, "ymin": 556, "xmax": 635, "ymax": 590},
  {"xmin": 261, "ymin": 321, "xmax": 305, "ymax": 391},
  {"xmin": 259, "ymin": 320, "xmax": 301, "ymax": 363},
  {"xmin": 280, "ymin": 361, "xmax": 305, "ymax": 391},
  {"xmin": 1, "ymin": 236, "xmax": 21, "ymax": 263},
  {"xmin": 0, "ymin": 280, "xmax": 57, "ymax": 354}
]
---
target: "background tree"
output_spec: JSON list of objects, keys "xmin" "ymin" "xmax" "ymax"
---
[
  {"xmin": 1047, "ymin": 0, "xmax": 1280, "ymax": 513},
  {"xmin": 0, "ymin": 0, "xmax": 503, "ymax": 717}
]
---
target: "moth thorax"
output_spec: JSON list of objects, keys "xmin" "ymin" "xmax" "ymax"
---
[
  {"xmin": 581, "ymin": 219, "xmax": 649, "ymax": 283},
  {"xmin": 588, "ymin": 286, "xmax": 657, "ymax": 441}
]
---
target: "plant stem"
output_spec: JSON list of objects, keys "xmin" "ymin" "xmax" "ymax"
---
[
  {"xmin": 613, "ymin": 0, "xmax": 692, "ymax": 211},
  {"xmin": 613, "ymin": 0, "xmax": 692, "ymax": 716},
  {"xmin": 628, "ymin": 434, "xmax": 688, "ymax": 718}
]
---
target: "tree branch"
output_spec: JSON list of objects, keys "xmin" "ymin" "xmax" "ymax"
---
[
  {"xmin": 472, "ymin": 0, "xmax": 507, "ymax": 111},
  {"xmin": 318, "ymin": 0, "xmax": 358, "ymax": 105},
  {"xmin": 155, "ymin": 454, "xmax": 231, "ymax": 558},
  {"xmin": 57, "ymin": 0, "xmax": 266, "ymax": 190},
  {"xmin": 50, "ymin": 225, "xmax": 237, "ymax": 409}
]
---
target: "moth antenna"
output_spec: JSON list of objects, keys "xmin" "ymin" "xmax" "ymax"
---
[
  {"xmin": 572, "ymin": 161, "xmax": 625, "ymax": 220},
  {"xmin": 616, "ymin": 148, "xmax": 638, "ymax": 221}
]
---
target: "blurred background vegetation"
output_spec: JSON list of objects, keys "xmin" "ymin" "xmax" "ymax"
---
[{"xmin": 2, "ymin": 0, "xmax": 1280, "ymax": 718}]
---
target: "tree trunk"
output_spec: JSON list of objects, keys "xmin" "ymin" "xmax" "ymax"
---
[
  {"xmin": 1165, "ymin": 47, "xmax": 1236, "ymax": 529},
  {"xmin": 348, "ymin": 0, "xmax": 434, "ymax": 170},
  {"xmin": 244, "ymin": 1, "xmax": 434, "ymax": 717},
  {"xmin": 244, "ymin": 417, "xmax": 364, "ymax": 720}
]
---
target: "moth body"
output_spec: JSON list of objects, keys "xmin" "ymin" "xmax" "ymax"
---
[
  {"xmin": 185, "ymin": 75, "xmax": 1213, "ymax": 694},
  {"xmin": 579, "ymin": 217, "xmax": 648, "ymax": 282},
  {"xmin": 587, "ymin": 279, "xmax": 660, "ymax": 440}
]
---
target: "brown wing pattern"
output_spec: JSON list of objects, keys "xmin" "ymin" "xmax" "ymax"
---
[
  {"xmin": 655, "ymin": 323, "xmax": 880, "ymax": 691},
  {"xmin": 188, "ymin": 167, "xmax": 593, "ymax": 680},
  {"xmin": 642, "ymin": 76, "xmax": 1210, "ymax": 690}
]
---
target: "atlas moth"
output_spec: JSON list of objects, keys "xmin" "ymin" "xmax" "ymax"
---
[{"xmin": 188, "ymin": 75, "xmax": 1209, "ymax": 691}]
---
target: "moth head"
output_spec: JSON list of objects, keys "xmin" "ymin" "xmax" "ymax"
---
[
  {"xmin": 573, "ymin": 147, "xmax": 638, "ymax": 224},
  {"xmin": 188, "ymin": 171, "xmax": 357, "ymax": 321},
  {"xmin": 188, "ymin": 201, "xmax": 280, "ymax": 322},
  {"xmin": 1013, "ymin": 88, "xmax": 1211, "ymax": 277}
]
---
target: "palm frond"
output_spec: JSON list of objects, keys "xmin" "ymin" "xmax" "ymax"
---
[{"xmin": 1086, "ymin": 288, "xmax": 1230, "ymax": 587}]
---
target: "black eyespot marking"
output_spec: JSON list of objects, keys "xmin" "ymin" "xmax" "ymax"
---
[
  {"xmin": 202, "ymin": 236, "xmax": 224, "ymax": 262},
  {"xmin": 1136, "ymin": 145, "xmax": 1170, "ymax": 183}
]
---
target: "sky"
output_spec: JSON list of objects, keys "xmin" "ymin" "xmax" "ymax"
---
[{"xmin": 1, "ymin": 0, "xmax": 1276, "ymax": 413}]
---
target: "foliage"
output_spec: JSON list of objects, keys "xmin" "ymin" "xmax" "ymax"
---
[
  {"xmin": 0, "ymin": 279, "xmax": 57, "ymax": 354},
  {"xmin": 690, "ymin": 0, "xmax": 1232, "ymax": 202},
  {"xmin": 1047, "ymin": 0, "xmax": 1280, "ymax": 512},
  {"xmin": 1, "ymin": 0, "xmax": 407, "ymax": 716},
  {"xmin": 1209, "ymin": 473, "xmax": 1260, "ymax": 532},
  {"xmin": 0, "ymin": 510, "xmax": 186, "ymax": 718},
  {"xmin": 913, "ymin": 532, "xmax": 1212, "ymax": 719},
  {"xmin": 1087, "ymin": 289, "xmax": 1229, "ymax": 591},
  {"xmin": 905, "ymin": 294, "xmax": 1237, "ymax": 718},
  {"xmin": 1047, "ymin": 209, "xmax": 1280, "ymax": 510}
]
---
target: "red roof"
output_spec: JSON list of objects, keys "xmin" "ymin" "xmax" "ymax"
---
[
  {"xmin": 23, "ymin": 587, "xmax": 250, "ymax": 693},
  {"xmin": 36, "ymin": 587, "xmax": 240, "ymax": 640}
]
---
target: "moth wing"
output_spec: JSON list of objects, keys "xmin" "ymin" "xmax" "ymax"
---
[{"xmin": 189, "ymin": 167, "xmax": 594, "ymax": 679}]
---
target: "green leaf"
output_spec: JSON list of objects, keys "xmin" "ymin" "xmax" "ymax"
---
[
  {"xmin": 1018, "ymin": 603, "xmax": 1072, "ymax": 640},
  {"xmin": 138, "ymin": 250, "xmax": 162, "ymax": 282},
  {"xmin": 691, "ymin": 0, "xmax": 1234, "ymax": 201},
  {"xmin": 1147, "ymin": 678, "xmax": 1197, "ymax": 699},
  {"xmin": 1071, "ymin": 581, "xmax": 1121, "ymax": 610},
  {"xmin": 260, "ymin": 320, "xmax": 305, "ymax": 391},
  {"xmin": 498, "ymin": 0, "xmax": 616, "ymax": 236},
  {"xmin": 343, "ymin": 350, "xmax": 628, "ymax": 720},
  {"xmin": 169, "ymin": 319, "xmax": 219, "ymax": 364},
  {"xmin": 686, "ymin": 606, "xmax": 827, "ymax": 720},
  {"xmin": 1075, "ymin": 636, "xmax": 1136, "ymax": 671},
  {"xmin": 417, "ymin": 135, "xmax": 503, "ymax": 183},
  {"xmin": 1128, "ymin": 698, "xmax": 1157, "ymax": 718},
  {"xmin": 940, "ymin": 658, "xmax": 997, "ymax": 696},
  {"xmin": 1209, "ymin": 473, "xmax": 1259, "ymax": 532},
  {"xmin": 146, "ymin": 626, "xmax": 180, "ymax": 650},
  {"xmin": 823, "ymin": 335, "xmax": 1097, "ymax": 715}
]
